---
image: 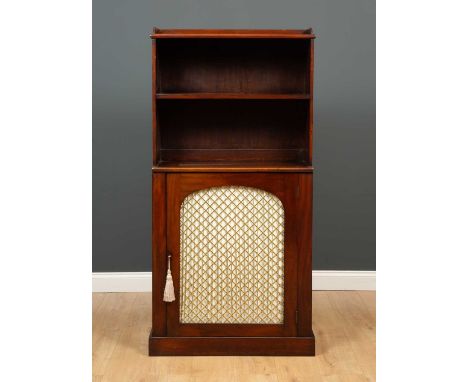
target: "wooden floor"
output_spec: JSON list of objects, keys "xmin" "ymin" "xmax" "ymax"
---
[{"xmin": 93, "ymin": 291, "xmax": 375, "ymax": 382}]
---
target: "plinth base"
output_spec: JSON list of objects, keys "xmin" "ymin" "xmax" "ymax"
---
[{"xmin": 148, "ymin": 330, "xmax": 315, "ymax": 356}]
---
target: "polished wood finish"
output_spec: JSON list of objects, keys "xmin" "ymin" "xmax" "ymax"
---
[
  {"xmin": 151, "ymin": 29, "xmax": 315, "ymax": 168},
  {"xmin": 166, "ymin": 173, "xmax": 306, "ymax": 338},
  {"xmin": 150, "ymin": 29, "xmax": 316, "ymax": 356},
  {"xmin": 151, "ymin": 173, "xmax": 166, "ymax": 336},
  {"xmin": 151, "ymin": 28, "xmax": 316, "ymax": 39},
  {"xmin": 156, "ymin": 39, "xmax": 309, "ymax": 94},
  {"xmin": 149, "ymin": 335, "xmax": 315, "ymax": 356},
  {"xmin": 156, "ymin": 93, "xmax": 310, "ymax": 99},
  {"xmin": 153, "ymin": 162, "xmax": 314, "ymax": 173},
  {"xmin": 158, "ymin": 149, "xmax": 307, "ymax": 165},
  {"xmin": 297, "ymin": 175, "xmax": 313, "ymax": 336},
  {"xmin": 156, "ymin": 99, "xmax": 309, "ymax": 164},
  {"xmin": 308, "ymin": 39, "xmax": 315, "ymax": 162},
  {"xmin": 94, "ymin": 292, "xmax": 375, "ymax": 380},
  {"xmin": 151, "ymin": 39, "xmax": 158, "ymax": 164}
]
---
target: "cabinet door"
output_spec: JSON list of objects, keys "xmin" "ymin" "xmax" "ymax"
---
[{"xmin": 166, "ymin": 173, "xmax": 309, "ymax": 337}]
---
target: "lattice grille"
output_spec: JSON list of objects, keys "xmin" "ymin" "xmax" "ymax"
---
[{"xmin": 179, "ymin": 186, "xmax": 285, "ymax": 324}]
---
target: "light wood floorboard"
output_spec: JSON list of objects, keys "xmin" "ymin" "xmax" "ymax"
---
[{"xmin": 93, "ymin": 291, "xmax": 375, "ymax": 382}]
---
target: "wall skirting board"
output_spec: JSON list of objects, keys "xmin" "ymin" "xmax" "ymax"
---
[{"xmin": 92, "ymin": 271, "xmax": 376, "ymax": 292}]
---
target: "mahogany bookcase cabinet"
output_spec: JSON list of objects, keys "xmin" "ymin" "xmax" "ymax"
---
[{"xmin": 149, "ymin": 28, "xmax": 316, "ymax": 356}]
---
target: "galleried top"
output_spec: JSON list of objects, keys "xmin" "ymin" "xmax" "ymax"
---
[{"xmin": 150, "ymin": 28, "xmax": 315, "ymax": 39}]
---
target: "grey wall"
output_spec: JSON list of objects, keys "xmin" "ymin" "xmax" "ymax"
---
[{"xmin": 93, "ymin": 0, "xmax": 375, "ymax": 271}]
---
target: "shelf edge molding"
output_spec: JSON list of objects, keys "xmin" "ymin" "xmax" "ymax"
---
[
  {"xmin": 156, "ymin": 93, "xmax": 310, "ymax": 100},
  {"xmin": 153, "ymin": 163, "xmax": 314, "ymax": 173},
  {"xmin": 151, "ymin": 28, "xmax": 316, "ymax": 39}
]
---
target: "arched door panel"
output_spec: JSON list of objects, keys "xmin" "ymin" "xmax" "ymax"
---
[{"xmin": 166, "ymin": 173, "xmax": 304, "ymax": 337}]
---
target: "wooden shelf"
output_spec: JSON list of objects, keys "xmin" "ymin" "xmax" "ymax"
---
[
  {"xmin": 153, "ymin": 33, "xmax": 314, "ymax": 166},
  {"xmin": 156, "ymin": 93, "xmax": 310, "ymax": 100},
  {"xmin": 153, "ymin": 161, "xmax": 314, "ymax": 173}
]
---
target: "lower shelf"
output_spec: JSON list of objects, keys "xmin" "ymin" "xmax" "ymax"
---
[
  {"xmin": 148, "ymin": 332, "xmax": 315, "ymax": 356},
  {"xmin": 153, "ymin": 161, "xmax": 314, "ymax": 173}
]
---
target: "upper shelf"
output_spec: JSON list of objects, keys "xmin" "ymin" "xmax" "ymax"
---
[
  {"xmin": 156, "ymin": 93, "xmax": 310, "ymax": 100},
  {"xmin": 156, "ymin": 38, "xmax": 310, "ymax": 94},
  {"xmin": 151, "ymin": 28, "xmax": 315, "ymax": 39}
]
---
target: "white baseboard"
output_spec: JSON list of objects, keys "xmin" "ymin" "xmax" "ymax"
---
[
  {"xmin": 92, "ymin": 270, "xmax": 375, "ymax": 292},
  {"xmin": 312, "ymin": 271, "xmax": 375, "ymax": 291}
]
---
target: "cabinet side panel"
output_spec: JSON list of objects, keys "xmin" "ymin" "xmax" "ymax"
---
[
  {"xmin": 152, "ymin": 173, "xmax": 167, "ymax": 335},
  {"xmin": 308, "ymin": 40, "xmax": 314, "ymax": 162},
  {"xmin": 152, "ymin": 39, "xmax": 159, "ymax": 165},
  {"xmin": 297, "ymin": 173, "xmax": 313, "ymax": 336}
]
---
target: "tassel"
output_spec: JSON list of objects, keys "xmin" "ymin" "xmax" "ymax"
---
[{"xmin": 163, "ymin": 254, "xmax": 175, "ymax": 302}]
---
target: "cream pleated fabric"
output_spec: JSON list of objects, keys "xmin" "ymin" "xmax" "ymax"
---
[{"xmin": 179, "ymin": 186, "xmax": 285, "ymax": 324}]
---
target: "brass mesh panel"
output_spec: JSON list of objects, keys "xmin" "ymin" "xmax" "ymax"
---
[{"xmin": 179, "ymin": 186, "xmax": 285, "ymax": 324}]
